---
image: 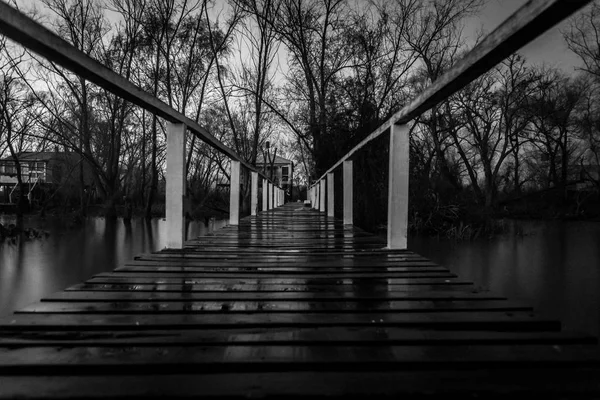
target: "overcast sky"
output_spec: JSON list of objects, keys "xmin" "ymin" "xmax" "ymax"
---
[
  {"xmin": 12, "ymin": 0, "xmax": 589, "ymax": 74},
  {"xmin": 470, "ymin": 0, "xmax": 585, "ymax": 72}
]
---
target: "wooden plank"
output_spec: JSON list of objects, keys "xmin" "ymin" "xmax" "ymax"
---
[
  {"xmin": 116, "ymin": 266, "xmax": 448, "ymax": 273},
  {"xmin": 0, "ymin": 328, "xmax": 593, "ymax": 348},
  {"xmin": 64, "ymin": 282, "xmax": 477, "ymax": 293},
  {"xmin": 82, "ymin": 277, "xmax": 468, "ymax": 285},
  {"xmin": 125, "ymin": 260, "xmax": 439, "ymax": 268},
  {"xmin": 0, "ymin": 368, "xmax": 599, "ymax": 398},
  {"xmin": 1, "ymin": 344, "xmax": 600, "ymax": 372},
  {"xmin": 2, "ymin": 369, "xmax": 599, "ymax": 398},
  {"xmin": 94, "ymin": 272, "xmax": 456, "ymax": 279},
  {"xmin": 42, "ymin": 290, "xmax": 505, "ymax": 302},
  {"xmin": 0, "ymin": 311, "xmax": 560, "ymax": 331},
  {"xmin": 15, "ymin": 299, "xmax": 532, "ymax": 314}
]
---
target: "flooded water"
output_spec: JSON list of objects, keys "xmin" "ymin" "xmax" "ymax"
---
[
  {"xmin": 410, "ymin": 220, "xmax": 600, "ymax": 336},
  {"xmin": 0, "ymin": 215, "xmax": 227, "ymax": 317}
]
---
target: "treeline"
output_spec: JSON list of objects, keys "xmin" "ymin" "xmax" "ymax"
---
[{"xmin": 1, "ymin": 0, "xmax": 600, "ymax": 226}]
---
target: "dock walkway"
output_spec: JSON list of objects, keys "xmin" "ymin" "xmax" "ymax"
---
[{"xmin": 1, "ymin": 203, "xmax": 599, "ymax": 398}]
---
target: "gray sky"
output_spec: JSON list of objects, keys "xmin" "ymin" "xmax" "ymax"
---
[{"xmin": 469, "ymin": 0, "xmax": 585, "ymax": 72}]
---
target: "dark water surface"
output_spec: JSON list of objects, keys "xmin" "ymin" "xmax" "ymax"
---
[
  {"xmin": 0, "ymin": 215, "xmax": 227, "ymax": 318},
  {"xmin": 410, "ymin": 220, "xmax": 600, "ymax": 336}
]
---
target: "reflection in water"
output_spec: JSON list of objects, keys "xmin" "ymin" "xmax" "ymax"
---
[
  {"xmin": 0, "ymin": 216, "xmax": 226, "ymax": 317},
  {"xmin": 409, "ymin": 220, "xmax": 600, "ymax": 336}
]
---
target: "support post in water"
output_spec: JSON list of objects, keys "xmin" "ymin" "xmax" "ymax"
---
[
  {"xmin": 251, "ymin": 172, "xmax": 258, "ymax": 216},
  {"xmin": 387, "ymin": 123, "xmax": 410, "ymax": 249},
  {"xmin": 343, "ymin": 160, "xmax": 353, "ymax": 225},
  {"xmin": 166, "ymin": 122, "xmax": 187, "ymax": 249},
  {"xmin": 320, "ymin": 180, "xmax": 326, "ymax": 212},
  {"xmin": 327, "ymin": 172, "xmax": 334, "ymax": 217},
  {"xmin": 229, "ymin": 161, "xmax": 240, "ymax": 225},
  {"xmin": 262, "ymin": 179, "xmax": 268, "ymax": 212}
]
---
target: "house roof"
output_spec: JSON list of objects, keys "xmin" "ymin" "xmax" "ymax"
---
[
  {"xmin": 0, "ymin": 151, "xmax": 78, "ymax": 162},
  {"xmin": 256, "ymin": 154, "xmax": 293, "ymax": 165}
]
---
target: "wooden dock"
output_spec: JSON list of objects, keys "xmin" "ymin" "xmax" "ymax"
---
[{"xmin": 1, "ymin": 203, "xmax": 599, "ymax": 398}]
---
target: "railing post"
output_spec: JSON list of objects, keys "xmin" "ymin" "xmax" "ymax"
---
[
  {"xmin": 229, "ymin": 160, "xmax": 240, "ymax": 225},
  {"xmin": 387, "ymin": 123, "xmax": 410, "ymax": 249},
  {"xmin": 267, "ymin": 182, "xmax": 272, "ymax": 209},
  {"xmin": 319, "ymin": 179, "xmax": 326, "ymax": 212},
  {"xmin": 316, "ymin": 184, "xmax": 320, "ymax": 210},
  {"xmin": 251, "ymin": 171, "xmax": 258, "ymax": 216},
  {"xmin": 262, "ymin": 179, "xmax": 268, "ymax": 212},
  {"xmin": 166, "ymin": 122, "xmax": 186, "ymax": 249},
  {"xmin": 327, "ymin": 172, "xmax": 334, "ymax": 218},
  {"xmin": 343, "ymin": 160, "xmax": 353, "ymax": 225},
  {"xmin": 272, "ymin": 185, "xmax": 275, "ymax": 208}
]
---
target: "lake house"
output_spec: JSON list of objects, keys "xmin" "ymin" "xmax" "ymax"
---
[{"xmin": 0, "ymin": 151, "xmax": 94, "ymax": 204}]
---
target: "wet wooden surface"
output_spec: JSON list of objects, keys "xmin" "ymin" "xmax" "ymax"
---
[{"xmin": 0, "ymin": 202, "xmax": 599, "ymax": 398}]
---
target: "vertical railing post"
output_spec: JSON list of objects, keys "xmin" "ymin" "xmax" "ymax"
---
[
  {"xmin": 166, "ymin": 122, "xmax": 186, "ymax": 249},
  {"xmin": 272, "ymin": 185, "xmax": 276, "ymax": 208},
  {"xmin": 343, "ymin": 160, "xmax": 353, "ymax": 225},
  {"xmin": 251, "ymin": 171, "xmax": 258, "ymax": 216},
  {"xmin": 387, "ymin": 123, "xmax": 410, "ymax": 249},
  {"xmin": 229, "ymin": 160, "xmax": 240, "ymax": 225},
  {"xmin": 316, "ymin": 184, "xmax": 320, "ymax": 210},
  {"xmin": 319, "ymin": 179, "xmax": 326, "ymax": 212},
  {"xmin": 267, "ymin": 182, "xmax": 272, "ymax": 209},
  {"xmin": 327, "ymin": 172, "xmax": 334, "ymax": 217},
  {"xmin": 262, "ymin": 179, "xmax": 268, "ymax": 212}
]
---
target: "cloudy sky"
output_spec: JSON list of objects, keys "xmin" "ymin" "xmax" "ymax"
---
[{"xmin": 471, "ymin": 0, "xmax": 585, "ymax": 72}]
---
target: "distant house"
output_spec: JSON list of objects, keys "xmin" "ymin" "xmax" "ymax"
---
[
  {"xmin": 0, "ymin": 151, "xmax": 94, "ymax": 204},
  {"xmin": 256, "ymin": 154, "xmax": 294, "ymax": 191}
]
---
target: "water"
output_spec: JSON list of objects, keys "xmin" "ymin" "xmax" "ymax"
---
[
  {"xmin": 0, "ymin": 215, "xmax": 227, "ymax": 318},
  {"xmin": 410, "ymin": 220, "xmax": 600, "ymax": 336}
]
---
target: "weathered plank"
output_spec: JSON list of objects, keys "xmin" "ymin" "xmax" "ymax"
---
[
  {"xmin": 0, "ymin": 311, "xmax": 560, "ymax": 331},
  {"xmin": 43, "ymin": 290, "xmax": 506, "ymax": 302},
  {"xmin": 0, "ymin": 328, "xmax": 594, "ymax": 347},
  {"xmin": 16, "ymin": 299, "xmax": 532, "ymax": 314},
  {"xmin": 3, "ymin": 369, "xmax": 600, "ymax": 398}
]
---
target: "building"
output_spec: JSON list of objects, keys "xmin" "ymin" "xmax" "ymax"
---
[
  {"xmin": 0, "ymin": 151, "xmax": 94, "ymax": 204},
  {"xmin": 256, "ymin": 154, "xmax": 294, "ymax": 198}
]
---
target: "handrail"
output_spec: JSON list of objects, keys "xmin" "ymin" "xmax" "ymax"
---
[
  {"xmin": 0, "ymin": 1, "xmax": 281, "ymax": 188},
  {"xmin": 312, "ymin": 0, "xmax": 591, "ymax": 185}
]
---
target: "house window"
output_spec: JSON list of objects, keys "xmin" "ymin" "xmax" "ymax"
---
[
  {"xmin": 4, "ymin": 162, "xmax": 15, "ymax": 174},
  {"xmin": 281, "ymin": 166, "xmax": 289, "ymax": 182},
  {"xmin": 30, "ymin": 161, "xmax": 46, "ymax": 179}
]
